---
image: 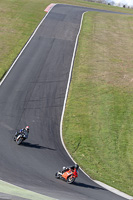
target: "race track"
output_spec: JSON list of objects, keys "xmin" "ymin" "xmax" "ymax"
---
[{"xmin": 0, "ymin": 4, "xmax": 129, "ymax": 200}]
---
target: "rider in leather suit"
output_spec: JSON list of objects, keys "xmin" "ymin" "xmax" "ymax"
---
[
  {"xmin": 62, "ymin": 164, "xmax": 79, "ymax": 174},
  {"xmin": 14, "ymin": 126, "xmax": 29, "ymax": 141}
]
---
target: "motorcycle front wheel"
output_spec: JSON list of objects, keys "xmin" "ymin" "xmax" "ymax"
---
[
  {"xmin": 16, "ymin": 137, "xmax": 23, "ymax": 145},
  {"xmin": 67, "ymin": 175, "xmax": 75, "ymax": 184},
  {"xmin": 55, "ymin": 171, "xmax": 61, "ymax": 179}
]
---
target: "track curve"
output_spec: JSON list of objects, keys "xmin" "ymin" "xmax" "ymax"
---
[{"xmin": 0, "ymin": 4, "xmax": 129, "ymax": 200}]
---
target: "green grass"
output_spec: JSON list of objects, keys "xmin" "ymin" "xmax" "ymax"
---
[
  {"xmin": 0, "ymin": 0, "xmax": 49, "ymax": 79},
  {"xmin": 63, "ymin": 11, "xmax": 133, "ymax": 195},
  {"xmin": 0, "ymin": 0, "xmax": 133, "ymax": 79},
  {"xmin": 0, "ymin": 0, "xmax": 133, "ymax": 197}
]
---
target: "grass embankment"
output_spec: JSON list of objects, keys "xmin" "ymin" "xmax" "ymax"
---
[
  {"xmin": 0, "ymin": 0, "xmax": 47, "ymax": 79},
  {"xmin": 0, "ymin": 0, "xmax": 133, "ymax": 197},
  {"xmin": 0, "ymin": 0, "xmax": 133, "ymax": 79},
  {"xmin": 63, "ymin": 11, "xmax": 133, "ymax": 195}
]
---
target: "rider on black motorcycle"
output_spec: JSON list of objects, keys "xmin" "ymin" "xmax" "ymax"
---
[
  {"xmin": 14, "ymin": 126, "xmax": 29, "ymax": 141},
  {"xmin": 62, "ymin": 164, "xmax": 79, "ymax": 174}
]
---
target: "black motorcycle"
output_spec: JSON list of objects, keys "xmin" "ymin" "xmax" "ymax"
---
[{"xmin": 14, "ymin": 133, "xmax": 27, "ymax": 145}]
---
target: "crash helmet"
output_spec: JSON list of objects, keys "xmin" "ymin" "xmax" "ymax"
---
[
  {"xmin": 25, "ymin": 126, "xmax": 29, "ymax": 132},
  {"xmin": 75, "ymin": 164, "xmax": 79, "ymax": 170},
  {"xmin": 63, "ymin": 166, "xmax": 66, "ymax": 170}
]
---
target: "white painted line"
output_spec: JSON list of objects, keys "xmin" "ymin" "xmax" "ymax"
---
[
  {"xmin": 60, "ymin": 11, "xmax": 87, "ymax": 163},
  {"xmin": 95, "ymin": 181, "xmax": 133, "ymax": 200},
  {"xmin": 0, "ymin": 4, "xmax": 56, "ymax": 87},
  {"xmin": 59, "ymin": 7, "xmax": 133, "ymax": 200},
  {"xmin": 0, "ymin": 3, "xmax": 132, "ymax": 199}
]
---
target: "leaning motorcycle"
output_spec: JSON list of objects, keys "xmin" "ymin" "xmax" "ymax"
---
[
  {"xmin": 55, "ymin": 168, "xmax": 78, "ymax": 184},
  {"xmin": 14, "ymin": 133, "xmax": 27, "ymax": 145}
]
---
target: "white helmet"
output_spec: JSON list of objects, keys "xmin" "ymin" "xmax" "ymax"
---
[{"xmin": 25, "ymin": 126, "xmax": 29, "ymax": 132}]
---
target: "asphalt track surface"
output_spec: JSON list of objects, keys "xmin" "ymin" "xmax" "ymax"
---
[{"xmin": 0, "ymin": 4, "xmax": 131, "ymax": 200}]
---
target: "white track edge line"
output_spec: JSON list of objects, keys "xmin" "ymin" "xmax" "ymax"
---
[
  {"xmin": 59, "ymin": 8, "xmax": 133, "ymax": 200},
  {"xmin": 0, "ymin": 3, "xmax": 132, "ymax": 199},
  {"xmin": 0, "ymin": 4, "xmax": 56, "ymax": 86},
  {"xmin": 60, "ymin": 11, "xmax": 87, "ymax": 162}
]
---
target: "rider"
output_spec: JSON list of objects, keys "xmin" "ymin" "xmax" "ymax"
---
[
  {"xmin": 14, "ymin": 126, "xmax": 29, "ymax": 141},
  {"xmin": 62, "ymin": 164, "xmax": 79, "ymax": 174}
]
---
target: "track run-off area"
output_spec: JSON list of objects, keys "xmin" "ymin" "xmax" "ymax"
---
[{"xmin": 0, "ymin": 3, "xmax": 133, "ymax": 200}]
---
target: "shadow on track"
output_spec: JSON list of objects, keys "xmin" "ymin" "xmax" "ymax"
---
[
  {"xmin": 73, "ymin": 182, "xmax": 106, "ymax": 191},
  {"xmin": 21, "ymin": 142, "xmax": 56, "ymax": 151}
]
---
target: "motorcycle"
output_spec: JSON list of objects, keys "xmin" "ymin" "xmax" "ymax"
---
[
  {"xmin": 55, "ymin": 168, "xmax": 78, "ymax": 184},
  {"xmin": 14, "ymin": 133, "xmax": 27, "ymax": 145}
]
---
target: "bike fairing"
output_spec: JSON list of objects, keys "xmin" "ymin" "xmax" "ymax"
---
[
  {"xmin": 14, "ymin": 126, "xmax": 29, "ymax": 144},
  {"xmin": 55, "ymin": 164, "xmax": 79, "ymax": 184},
  {"xmin": 15, "ymin": 126, "xmax": 29, "ymax": 138}
]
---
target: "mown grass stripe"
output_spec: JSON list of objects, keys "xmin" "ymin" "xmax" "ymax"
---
[{"xmin": 0, "ymin": 180, "xmax": 57, "ymax": 200}]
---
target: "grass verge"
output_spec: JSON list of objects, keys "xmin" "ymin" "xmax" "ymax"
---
[
  {"xmin": 0, "ymin": 0, "xmax": 133, "ymax": 80},
  {"xmin": 63, "ymin": 11, "xmax": 133, "ymax": 196},
  {"xmin": 0, "ymin": 0, "xmax": 133, "ymax": 197}
]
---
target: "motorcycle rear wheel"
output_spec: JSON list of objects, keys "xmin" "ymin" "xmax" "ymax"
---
[{"xmin": 67, "ymin": 175, "xmax": 75, "ymax": 184}]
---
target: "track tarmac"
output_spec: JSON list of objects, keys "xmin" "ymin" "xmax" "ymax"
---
[{"xmin": 0, "ymin": 4, "xmax": 132, "ymax": 200}]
